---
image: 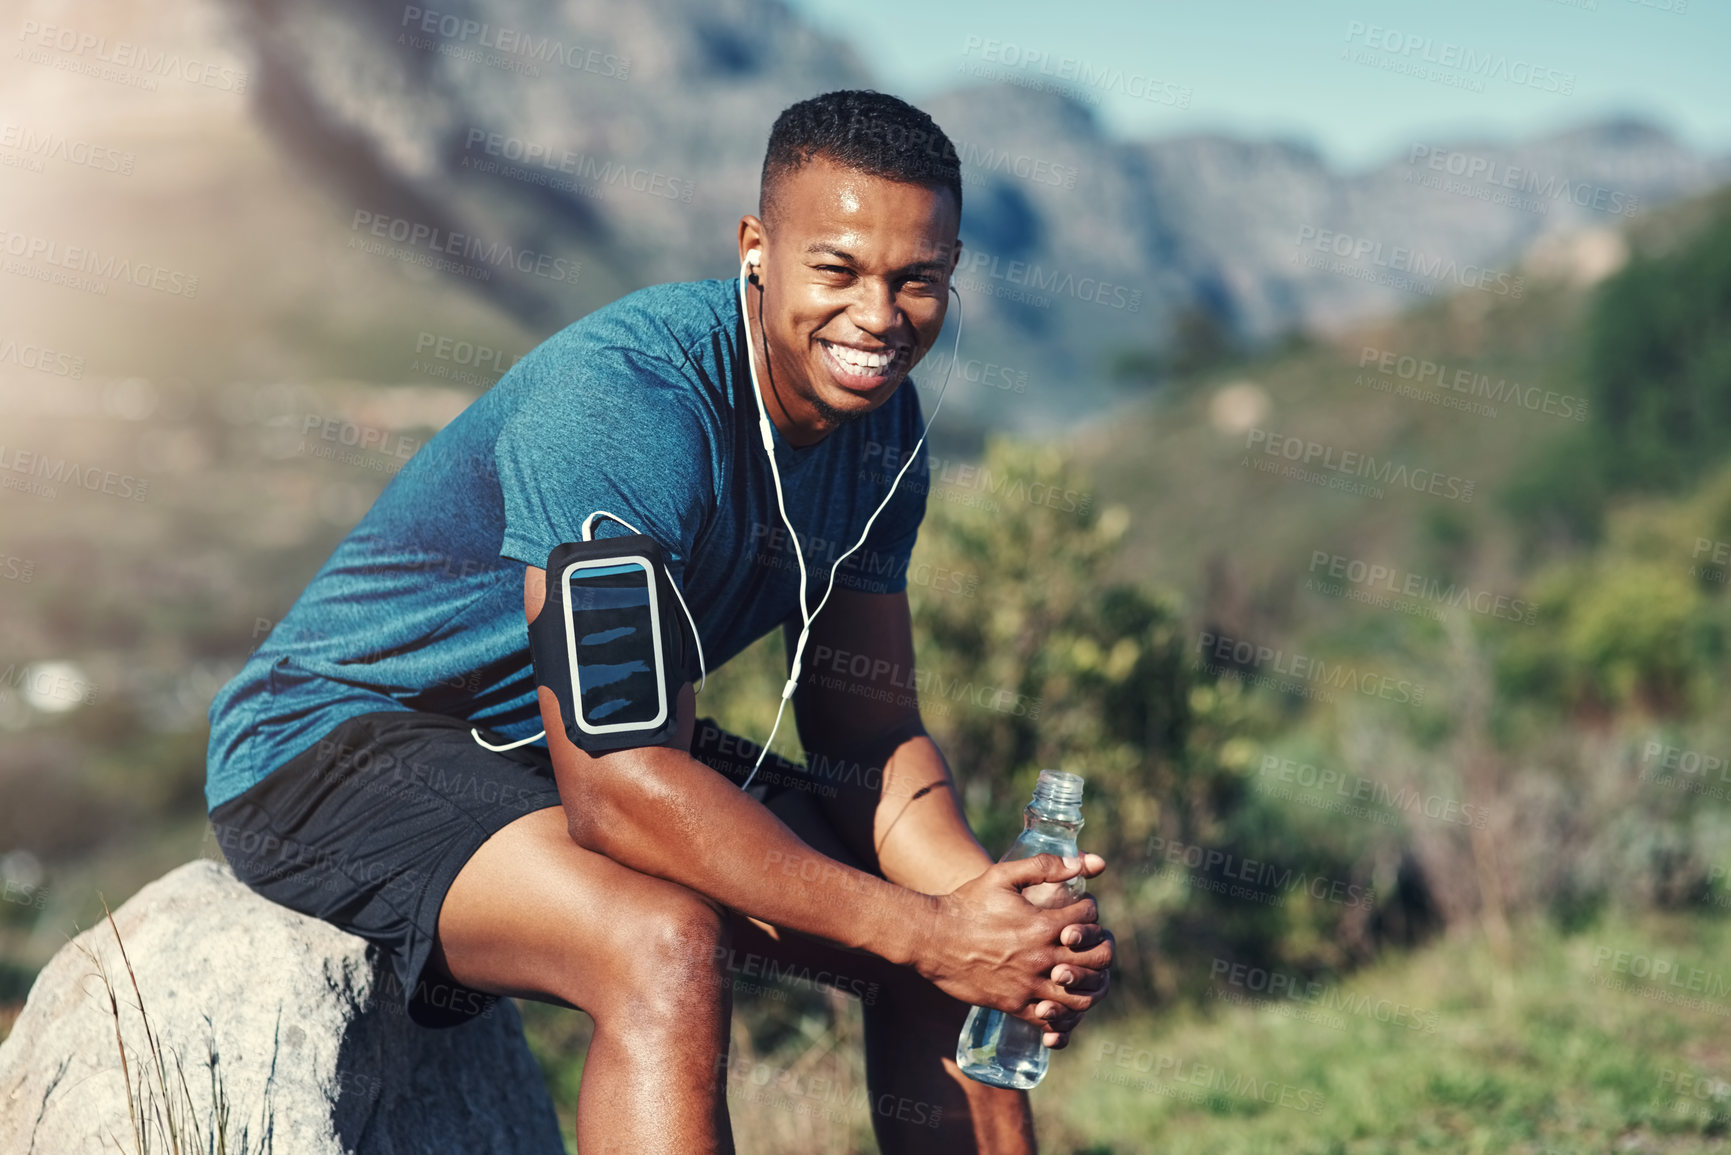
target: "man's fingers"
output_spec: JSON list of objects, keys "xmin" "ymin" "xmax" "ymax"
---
[
  {"xmin": 1013, "ymin": 999, "xmax": 1081, "ymax": 1029},
  {"xmin": 993, "ymin": 852, "xmax": 1088, "ymax": 892},
  {"xmin": 1078, "ymin": 852, "xmax": 1107, "ymax": 878},
  {"xmin": 1033, "ymin": 979, "xmax": 1099, "ymax": 1013},
  {"xmin": 1055, "ymin": 936, "xmax": 1115, "ymax": 974},
  {"xmin": 1036, "ymin": 1002, "xmax": 1086, "ymax": 1048},
  {"xmin": 1052, "ymin": 964, "xmax": 1110, "ymax": 994},
  {"xmin": 1033, "ymin": 931, "xmax": 1114, "ymax": 1046},
  {"xmin": 1046, "ymin": 894, "xmax": 1099, "ymax": 932},
  {"xmin": 1037, "ymin": 1003, "xmax": 1083, "ymax": 1031},
  {"xmin": 1050, "ymin": 960, "xmax": 1107, "ymax": 987},
  {"xmin": 1060, "ymin": 922, "xmax": 1110, "ymax": 949}
]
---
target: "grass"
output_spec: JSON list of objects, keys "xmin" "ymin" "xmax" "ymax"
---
[
  {"xmin": 510, "ymin": 910, "xmax": 1731, "ymax": 1154},
  {"xmin": 67, "ymin": 895, "xmax": 273, "ymax": 1155},
  {"xmin": 1033, "ymin": 911, "xmax": 1731, "ymax": 1154}
]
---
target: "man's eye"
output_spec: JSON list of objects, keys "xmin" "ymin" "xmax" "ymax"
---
[{"xmin": 815, "ymin": 264, "xmax": 851, "ymax": 275}]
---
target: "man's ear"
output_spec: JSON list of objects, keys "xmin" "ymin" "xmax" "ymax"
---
[{"xmin": 738, "ymin": 215, "xmax": 767, "ymax": 283}]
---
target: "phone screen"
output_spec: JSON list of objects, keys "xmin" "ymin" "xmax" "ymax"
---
[{"xmin": 563, "ymin": 559, "xmax": 665, "ymax": 731}]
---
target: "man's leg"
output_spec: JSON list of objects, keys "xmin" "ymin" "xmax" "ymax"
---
[
  {"xmin": 430, "ymin": 804, "xmax": 735, "ymax": 1155},
  {"xmin": 733, "ymin": 785, "xmax": 1038, "ymax": 1155}
]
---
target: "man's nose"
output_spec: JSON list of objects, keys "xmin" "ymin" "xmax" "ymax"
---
[{"xmin": 846, "ymin": 278, "xmax": 901, "ymax": 337}]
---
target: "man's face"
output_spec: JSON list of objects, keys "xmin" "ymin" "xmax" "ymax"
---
[{"xmin": 743, "ymin": 156, "xmax": 961, "ymax": 444}]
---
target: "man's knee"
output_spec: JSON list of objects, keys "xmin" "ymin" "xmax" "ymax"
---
[
  {"xmin": 645, "ymin": 891, "xmax": 729, "ymax": 981},
  {"xmin": 594, "ymin": 886, "xmax": 730, "ymax": 1025}
]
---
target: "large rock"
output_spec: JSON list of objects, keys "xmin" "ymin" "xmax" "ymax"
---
[{"xmin": 0, "ymin": 859, "xmax": 565, "ymax": 1154}]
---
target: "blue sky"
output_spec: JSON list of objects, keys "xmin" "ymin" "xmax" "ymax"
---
[{"xmin": 784, "ymin": 0, "xmax": 1729, "ymax": 170}]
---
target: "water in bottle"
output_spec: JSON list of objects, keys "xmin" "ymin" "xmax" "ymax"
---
[{"xmin": 956, "ymin": 769, "xmax": 1086, "ymax": 1090}]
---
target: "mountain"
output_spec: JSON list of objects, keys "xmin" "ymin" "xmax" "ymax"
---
[
  {"xmin": 214, "ymin": 0, "xmax": 1726, "ymax": 435},
  {"xmin": 6, "ymin": 0, "xmax": 1724, "ymax": 439},
  {"xmin": 1122, "ymin": 116, "xmax": 1724, "ymax": 337}
]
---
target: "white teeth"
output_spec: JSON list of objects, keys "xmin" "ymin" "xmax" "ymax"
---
[{"xmin": 824, "ymin": 341, "xmax": 894, "ymax": 372}]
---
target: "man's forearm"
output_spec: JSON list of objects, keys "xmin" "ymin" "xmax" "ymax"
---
[
  {"xmin": 866, "ymin": 730, "xmax": 994, "ymax": 895},
  {"xmin": 561, "ymin": 738, "xmax": 933, "ymax": 968},
  {"xmin": 687, "ymin": 717, "xmax": 990, "ymax": 900}
]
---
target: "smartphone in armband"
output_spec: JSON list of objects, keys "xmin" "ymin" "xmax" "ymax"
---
[{"xmin": 527, "ymin": 536, "xmax": 692, "ymax": 752}]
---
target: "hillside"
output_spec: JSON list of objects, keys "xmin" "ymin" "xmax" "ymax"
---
[{"xmin": 1072, "ymin": 187, "xmax": 1731, "ymax": 644}]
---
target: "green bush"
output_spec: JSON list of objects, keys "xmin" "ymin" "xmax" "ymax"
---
[
  {"xmin": 1498, "ymin": 465, "xmax": 1731, "ymax": 719},
  {"xmin": 1586, "ymin": 200, "xmax": 1731, "ymax": 493},
  {"xmin": 1505, "ymin": 192, "xmax": 1731, "ymax": 539}
]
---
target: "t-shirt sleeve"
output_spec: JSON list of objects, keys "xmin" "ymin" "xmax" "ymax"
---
[
  {"xmin": 493, "ymin": 343, "xmax": 715, "ymax": 574},
  {"xmin": 833, "ymin": 388, "xmax": 929, "ymax": 596}
]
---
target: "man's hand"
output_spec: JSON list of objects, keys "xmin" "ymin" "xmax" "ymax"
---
[
  {"xmin": 789, "ymin": 587, "xmax": 1118, "ymax": 1047},
  {"xmin": 912, "ymin": 853, "xmax": 1113, "ymax": 1038},
  {"xmin": 1037, "ymin": 853, "xmax": 1113, "ymax": 1049}
]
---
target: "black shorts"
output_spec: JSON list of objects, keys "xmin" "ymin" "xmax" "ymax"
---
[{"xmin": 208, "ymin": 709, "xmax": 814, "ymax": 1029}]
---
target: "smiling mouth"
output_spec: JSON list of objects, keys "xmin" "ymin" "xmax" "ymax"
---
[{"xmin": 818, "ymin": 339, "xmax": 905, "ymax": 392}]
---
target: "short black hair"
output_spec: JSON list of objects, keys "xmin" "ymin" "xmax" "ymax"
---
[{"xmin": 760, "ymin": 89, "xmax": 962, "ymax": 226}]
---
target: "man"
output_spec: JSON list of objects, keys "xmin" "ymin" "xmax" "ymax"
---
[{"xmin": 206, "ymin": 89, "xmax": 1114, "ymax": 1153}]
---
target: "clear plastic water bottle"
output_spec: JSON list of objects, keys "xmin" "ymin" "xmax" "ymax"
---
[{"xmin": 956, "ymin": 769, "xmax": 1086, "ymax": 1090}]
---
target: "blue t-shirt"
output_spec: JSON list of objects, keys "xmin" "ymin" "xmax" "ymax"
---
[{"xmin": 205, "ymin": 277, "xmax": 928, "ymax": 812}]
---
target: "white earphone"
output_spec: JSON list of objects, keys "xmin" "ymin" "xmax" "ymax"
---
[{"xmin": 733, "ymin": 242, "xmax": 962, "ymax": 791}]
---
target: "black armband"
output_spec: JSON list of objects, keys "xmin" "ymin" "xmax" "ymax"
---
[{"xmin": 526, "ymin": 536, "xmax": 693, "ymax": 753}]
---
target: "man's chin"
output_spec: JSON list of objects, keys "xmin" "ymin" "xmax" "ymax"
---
[
  {"xmin": 808, "ymin": 387, "xmax": 875, "ymax": 429},
  {"xmin": 808, "ymin": 370, "xmax": 901, "ymax": 427}
]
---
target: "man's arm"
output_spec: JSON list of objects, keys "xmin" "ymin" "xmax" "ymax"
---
[
  {"xmin": 790, "ymin": 587, "xmax": 1115, "ymax": 1046},
  {"xmin": 524, "ymin": 565, "xmax": 1106, "ymax": 1026},
  {"xmin": 788, "ymin": 587, "xmax": 992, "ymax": 894}
]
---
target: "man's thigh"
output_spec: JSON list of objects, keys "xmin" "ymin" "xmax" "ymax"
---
[
  {"xmin": 429, "ymin": 737, "xmax": 902, "ymax": 1015},
  {"xmin": 431, "ymin": 805, "xmax": 728, "ymax": 1016}
]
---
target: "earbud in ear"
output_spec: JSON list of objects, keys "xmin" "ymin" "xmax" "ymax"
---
[{"xmin": 745, "ymin": 247, "xmax": 761, "ymax": 267}]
